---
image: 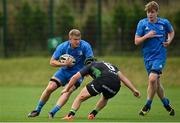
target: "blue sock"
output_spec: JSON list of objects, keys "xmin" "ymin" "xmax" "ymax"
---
[
  {"xmin": 35, "ymin": 100, "xmax": 45, "ymax": 113},
  {"xmin": 145, "ymin": 99, "xmax": 152, "ymax": 108},
  {"xmin": 161, "ymin": 98, "xmax": 169, "ymax": 107},
  {"xmin": 50, "ymin": 105, "xmax": 61, "ymax": 115}
]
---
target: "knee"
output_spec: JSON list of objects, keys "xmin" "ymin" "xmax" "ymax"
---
[
  {"xmin": 45, "ymin": 84, "xmax": 56, "ymax": 94},
  {"xmin": 45, "ymin": 88, "xmax": 54, "ymax": 94},
  {"xmin": 149, "ymin": 76, "xmax": 157, "ymax": 84},
  {"xmin": 78, "ymin": 95, "xmax": 86, "ymax": 101}
]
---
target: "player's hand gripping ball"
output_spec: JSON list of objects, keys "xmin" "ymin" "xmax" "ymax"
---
[{"xmin": 59, "ymin": 54, "xmax": 76, "ymax": 66}]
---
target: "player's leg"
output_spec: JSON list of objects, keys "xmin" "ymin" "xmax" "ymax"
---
[
  {"xmin": 147, "ymin": 72, "xmax": 158, "ymax": 103},
  {"xmin": 88, "ymin": 77, "xmax": 120, "ymax": 119},
  {"xmin": 139, "ymin": 72, "xmax": 158, "ymax": 116},
  {"xmin": 49, "ymin": 73, "xmax": 82, "ymax": 118},
  {"xmin": 88, "ymin": 96, "xmax": 108, "ymax": 120},
  {"xmin": 156, "ymin": 76, "xmax": 164, "ymax": 99},
  {"xmin": 28, "ymin": 78, "xmax": 61, "ymax": 117},
  {"xmin": 48, "ymin": 84, "xmax": 78, "ymax": 118},
  {"xmin": 157, "ymin": 77, "xmax": 175, "ymax": 116},
  {"xmin": 62, "ymin": 86, "xmax": 92, "ymax": 120},
  {"xmin": 140, "ymin": 60, "xmax": 160, "ymax": 116}
]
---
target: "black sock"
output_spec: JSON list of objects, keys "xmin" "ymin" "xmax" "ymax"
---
[
  {"xmin": 90, "ymin": 110, "xmax": 98, "ymax": 116},
  {"xmin": 68, "ymin": 111, "xmax": 75, "ymax": 117},
  {"xmin": 165, "ymin": 105, "xmax": 172, "ymax": 112}
]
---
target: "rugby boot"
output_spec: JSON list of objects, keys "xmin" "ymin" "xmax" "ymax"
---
[
  {"xmin": 62, "ymin": 114, "xmax": 75, "ymax": 120},
  {"xmin": 28, "ymin": 110, "xmax": 40, "ymax": 117},
  {"xmin": 139, "ymin": 105, "xmax": 151, "ymax": 116},
  {"xmin": 164, "ymin": 105, "xmax": 175, "ymax": 116}
]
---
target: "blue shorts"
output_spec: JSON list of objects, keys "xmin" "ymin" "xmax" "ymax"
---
[
  {"xmin": 144, "ymin": 59, "xmax": 166, "ymax": 75},
  {"xmin": 53, "ymin": 68, "xmax": 83, "ymax": 86}
]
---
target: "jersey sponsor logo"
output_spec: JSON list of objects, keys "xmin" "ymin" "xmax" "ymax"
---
[
  {"xmin": 102, "ymin": 85, "xmax": 116, "ymax": 94},
  {"xmin": 154, "ymin": 34, "xmax": 163, "ymax": 37}
]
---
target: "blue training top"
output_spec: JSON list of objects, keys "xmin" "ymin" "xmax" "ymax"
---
[
  {"xmin": 135, "ymin": 17, "xmax": 173, "ymax": 61},
  {"xmin": 52, "ymin": 40, "xmax": 94, "ymax": 73}
]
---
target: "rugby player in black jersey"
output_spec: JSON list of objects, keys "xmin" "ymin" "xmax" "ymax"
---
[{"xmin": 61, "ymin": 58, "xmax": 141, "ymax": 120}]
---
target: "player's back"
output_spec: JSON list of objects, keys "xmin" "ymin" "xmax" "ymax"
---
[{"xmin": 90, "ymin": 61, "xmax": 119, "ymax": 79}]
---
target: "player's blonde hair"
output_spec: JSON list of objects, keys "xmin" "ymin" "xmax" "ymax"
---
[
  {"xmin": 145, "ymin": 1, "xmax": 159, "ymax": 12},
  {"xmin": 69, "ymin": 29, "xmax": 81, "ymax": 38}
]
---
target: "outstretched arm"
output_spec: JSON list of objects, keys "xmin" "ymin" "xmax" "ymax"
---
[{"xmin": 118, "ymin": 71, "xmax": 141, "ymax": 97}]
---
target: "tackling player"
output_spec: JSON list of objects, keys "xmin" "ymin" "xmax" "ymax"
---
[
  {"xmin": 61, "ymin": 58, "xmax": 141, "ymax": 120},
  {"xmin": 135, "ymin": 1, "xmax": 175, "ymax": 116},
  {"xmin": 28, "ymin": 29, "xmax": 94, "ymax": 118}
]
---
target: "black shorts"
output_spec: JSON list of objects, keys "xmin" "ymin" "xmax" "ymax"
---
[{"xmin": 86, "ymin": 76, "xmax": 121, "ymax": 99}]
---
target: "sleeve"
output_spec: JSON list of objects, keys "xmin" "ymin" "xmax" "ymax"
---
[
  {"xmin": 52, "ymin": 44, "xmax": 64, "ymax": 60},
  {"xmin": 164, "ymin": 19, "xmax": 174, "ymax": 33},
  {"xmin": 135, "ymin": 20, "xmax": 144, "ymax": 37},
  {"xmin": 83, "ymin": 41, "xmax": 94, "ymax": 58},
  {"xmin": 79, "ymin": 65, "xmax": 91, "ymax": 77}
]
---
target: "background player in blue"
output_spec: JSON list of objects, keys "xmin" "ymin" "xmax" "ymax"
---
[
  {"xmin": 28, "ymin": 29, "xmax": 94, "ymax": 118},
  {"xmin": 61, "ymin": 58, "xmax": 141, "ymax": 120},
  {"xmin": 134, "ymin": 1, "xmax": 175, "ymax": 116}
]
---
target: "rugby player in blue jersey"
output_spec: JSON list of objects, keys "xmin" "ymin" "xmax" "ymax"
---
[
  {"xmin": 28, "ymin": 29, "xmax": 94, "ymax": 118},
  {"xmin": 135, "ymin": 1, "xmax": 175, "ymax": 116}
]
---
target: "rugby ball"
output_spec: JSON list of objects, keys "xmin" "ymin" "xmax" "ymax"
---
[{"xmin": 59, "ymin": 54, "xmax": 76, "ymax": 66}]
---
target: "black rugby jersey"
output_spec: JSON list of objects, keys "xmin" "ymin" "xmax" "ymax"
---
[{"xmin": 79, "ymin": 61, "xmax": 120, "ymax": 80}]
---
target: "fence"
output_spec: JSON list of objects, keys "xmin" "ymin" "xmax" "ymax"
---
[{"xmin": 0, "ymin": 0, "xmax": 180, "ymax": 57}]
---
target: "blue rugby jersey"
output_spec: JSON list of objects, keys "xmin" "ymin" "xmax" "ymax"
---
[
  {"xmin": 52, "ymin": 40, "xmax": 94, "ymax": 72},
  {"xmin": 135, "ymin": 17, "xmax": 173, "ymax": 61}
]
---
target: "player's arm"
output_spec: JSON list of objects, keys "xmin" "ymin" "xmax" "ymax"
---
[
  {"xmin": 61, "ymin": 72, "xmax": 82, "ymax": 94},
  {"xmin": 118, "ymin": 71, "xmax": 141, "ymax": 98},
  {"xmin": 135, "ymin": 30, "xmax": 156, "ymax": 45},
  {"xmin": 84, "ymin": 41, "xmax": 94, "ymax": 58},
  {"xmin": 134, "ymin": 20, "xmax": 156, "ymax": 45},
  {"xmin": 163, "ymin": 29, "xmax": 175, "ymax": 47}
]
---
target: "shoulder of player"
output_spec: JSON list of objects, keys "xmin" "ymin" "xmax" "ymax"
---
[
  {"xmin": 80, "ymin": 40, "xmax": 91, "ymax": 46},
  {"xmin": 137, "ymin": 18, "xmax": 148, "ymax": 26},
  {"xmin": 57, "ymin": 41, "xmax": 69, "ymax": 48},
  {"xmin": 157, "ymin": 17, "xmax": 170, "ymax": 24},
  {"xmin": 139, "ymin": 18, "xmax": 148, "ymax": 23},
  {"xmin": 79, "ymin": 40, "xmax": 92, "ymax": 51}
]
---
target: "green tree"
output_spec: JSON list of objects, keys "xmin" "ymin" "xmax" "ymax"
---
[
  {"xmin": 112, "ymin": 4, "xmax": 127, "ymax": 51},
  {"xmin": 55, "ymin": 3, "xmax": 75, "ymax": 41},
  {"xmin": 31, "ymin": 6, "xmax": 48, "ymax": 50},
  {"xmin": 172, "ymin": 10, "xmax": 180, "ymax": 55},
  {"xmin": 82, "ymin": 6, "xmax": 97, "ymax": 48},
  {"xmin": 0, "ymin": 12, "xmax": 2, "ymax": 27},
  {"xmin": 125, "ymin": 3, "xmax": 145, "ymax": 51},
  {"xmin": 14, "ymin": 2, "xmax": 33, "ymax": 54}
]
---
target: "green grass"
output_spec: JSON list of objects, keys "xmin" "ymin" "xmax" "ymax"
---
[
  {"xmin": 0, "ymin": 56, "xmax": 180, "ymax": 87},
  {"xmin": 0, "ymin": 86, "xmax": 180, "ymax": 122},
  {"xmin": 0, "ymin": 56, "xmax": 180, "ymax": 122}
]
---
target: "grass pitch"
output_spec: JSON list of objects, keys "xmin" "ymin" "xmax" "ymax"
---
[
  {"xmin": 0, "ymin": 56, "xmax": 180, "ymax": 122},
  {"xmin": 0, "ymin": 86, "xmax": 180, "ymax": 122}
]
